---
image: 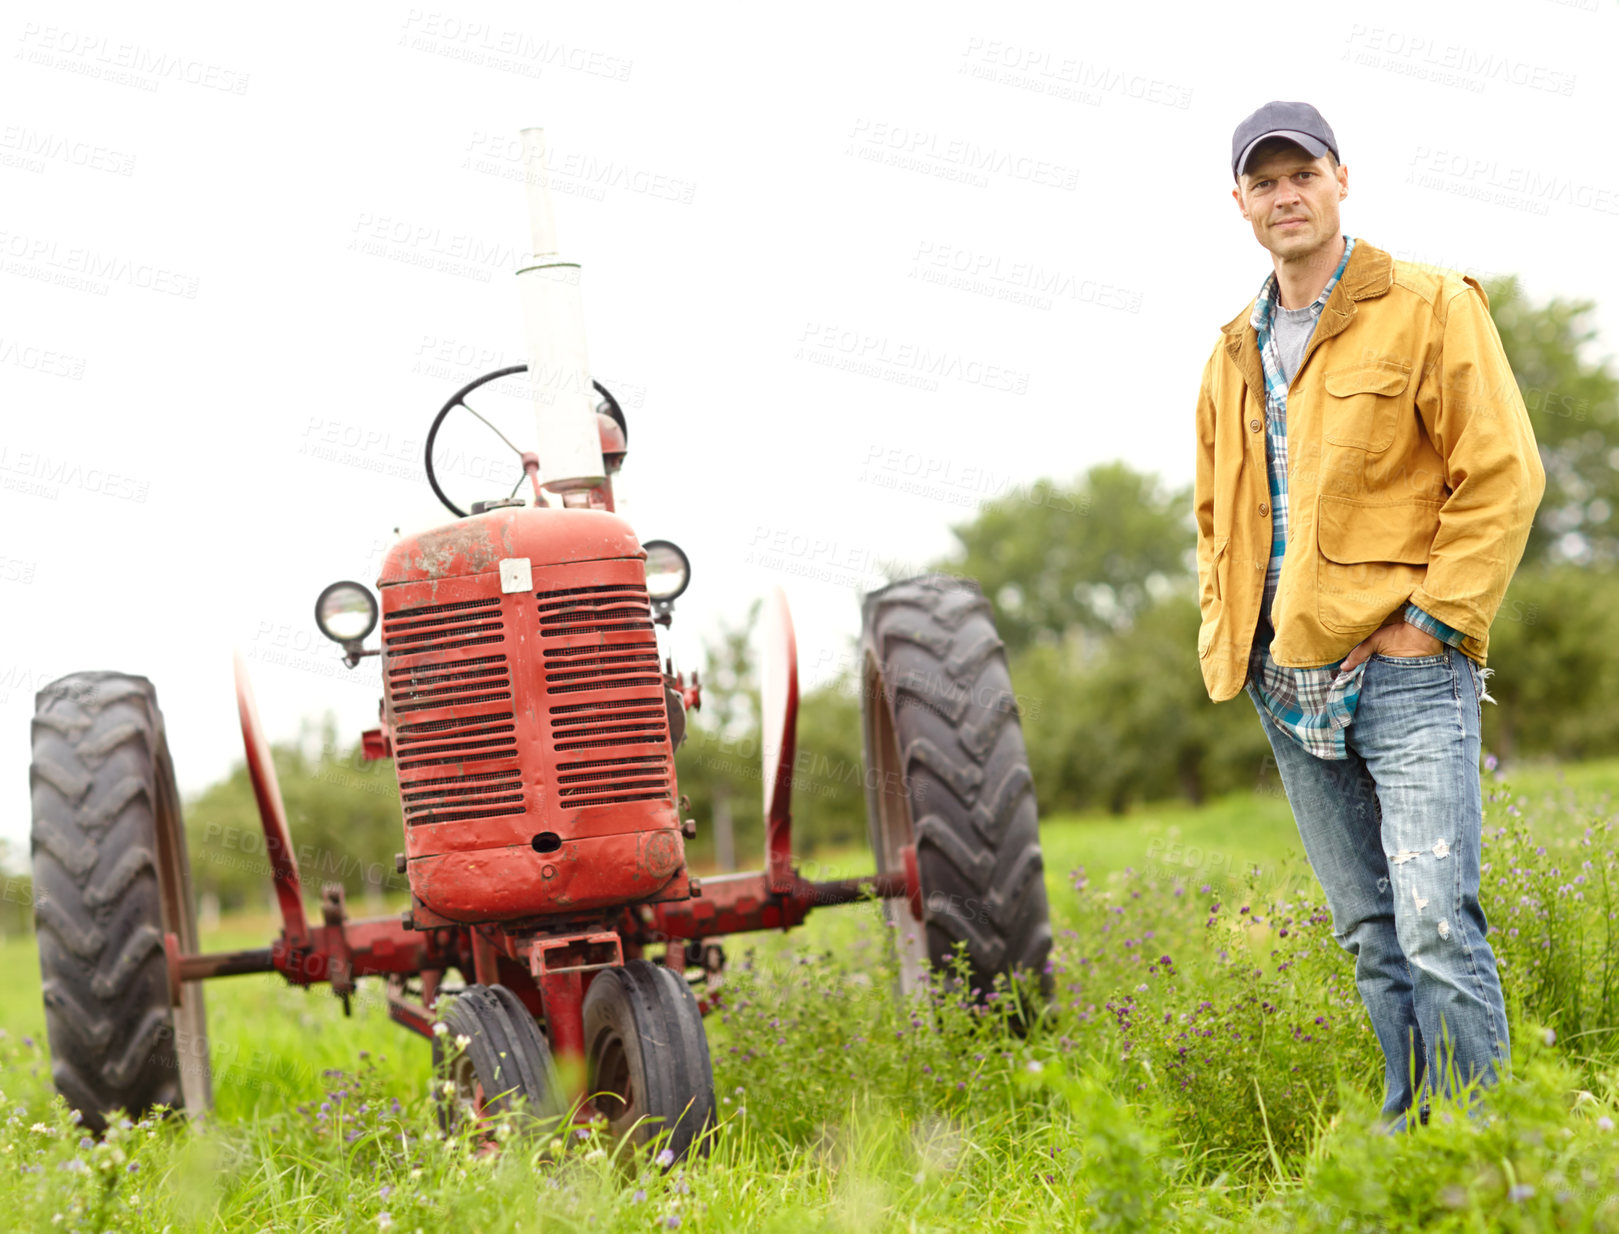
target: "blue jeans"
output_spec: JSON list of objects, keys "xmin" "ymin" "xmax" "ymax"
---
[{"xmin": 1248, "ymin": 646, "xmax": 1509, "ymax": 1119}]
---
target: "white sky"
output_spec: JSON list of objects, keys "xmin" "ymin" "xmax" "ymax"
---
[{"xmin": 3, "ymin": 0, "xmax": 1616, "ymax": 857}]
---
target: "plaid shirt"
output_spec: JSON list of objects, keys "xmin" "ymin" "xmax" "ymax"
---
[{"xmin": 1244, "ymin": 236, "xmax": 1467, "ymax": 759}]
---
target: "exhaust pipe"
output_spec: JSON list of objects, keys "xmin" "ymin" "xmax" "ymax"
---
[{"xmin": 517, "ymin": 127, "xmax": 605, "ymax": 496}]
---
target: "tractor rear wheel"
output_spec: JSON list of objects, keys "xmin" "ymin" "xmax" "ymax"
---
[
  {"xmin": 582, "ymin": 960, "xmax": 714, "ymax": 1162},
  {"xmin": 859, "ymin": 575, "xmax": 1053, "ymax": 1013},
  {"xmin": 29, "ymin": 672, "xmax": 211, "ymax": 1132},
  {"xmin": 433, "ymin": 984, "xmax": 564, "ymax": 1132}
]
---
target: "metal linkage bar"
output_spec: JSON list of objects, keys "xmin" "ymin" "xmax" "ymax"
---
[{"xmin": 640, "ymin": 869, "xmax": 909, "ymax": 942}]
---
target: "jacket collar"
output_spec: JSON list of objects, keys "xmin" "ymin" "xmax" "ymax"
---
[{"xmin": 1220, "ymin": 240, "xmax": 1394, "ymax": 388}]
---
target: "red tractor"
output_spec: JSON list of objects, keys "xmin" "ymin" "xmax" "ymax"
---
[{"xmin": 27, "ymin": 129, "xmax": 1052, "ymax": 1159}]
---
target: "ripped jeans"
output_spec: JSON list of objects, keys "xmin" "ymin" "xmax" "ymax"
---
[{"xmin": 1248, "ymin": 645, "xmax": 1509, "ymax": 1119}]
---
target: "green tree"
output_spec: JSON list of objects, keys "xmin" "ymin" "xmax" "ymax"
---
[
  {"xmin": 1484, "ymin": 276, "xmax": 1619, "ymax": 565},
  {"xmin": 939, "ymin": 463, "xmax": 1193, "ymax": 653},
  {"xmin": 1480, "ymin": 566, "xmax": 1619, "ymax": 761},
  {"xmin": 1009, "ymin": 600, "xmax": 1271, "ymax": 815},
  {"xmin": 0, "ymin": 838, "xmax": 35, "ymax": 939},
  {"xmin": 184, "ymin": 716, "xmax": 406, "ymax": 912},
  {"xmin": 674, "ymin": 602, "xmax": 869, "ymax": 865},
  {"xmin": 785, "ymin": 670, "xmax": 868, "ymax": 852},
  {"xmin": 674, "ymin": 602, "xmax": 764, "ymax": 870}
]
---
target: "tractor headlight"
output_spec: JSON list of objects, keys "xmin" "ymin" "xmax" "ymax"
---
[
  {"xmin": 641, "ymin": 541, "xmax": 691, "ymax": 603},
  {"xmin": 315, "ymin": 581, "xmax": 380, "ymax": 644}
]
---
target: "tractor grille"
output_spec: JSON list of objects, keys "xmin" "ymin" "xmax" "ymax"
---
[
  {"xmin": 387, "ymin": 654, "xmax": 513, "ymax": 714},
  {"xmin": 398, "ymin": 768, "xmax": 523, "ymax": 825},
  {"xmin": 539, "ymin": 583, "xmax": 673, "ymax": 808},
  {"xmin": 384, "ymin": 596, "xmax": 524, "ymax": 823},
  {"xmin": 383, "ymin": 596, "xmax": 504, "ymax": 657}
]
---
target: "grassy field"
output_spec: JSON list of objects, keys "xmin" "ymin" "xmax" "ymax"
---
[{"xmin": 3, "ymin": 758, "xmax": 1619, "ymax": 1230}]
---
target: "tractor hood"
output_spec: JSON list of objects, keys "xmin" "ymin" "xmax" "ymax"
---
[{"xmin": 378, "ymin": 507, "xmax": 644, "ymax": 586}]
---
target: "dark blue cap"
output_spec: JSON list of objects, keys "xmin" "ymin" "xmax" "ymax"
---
[{"xmin": 1232, "ymin": 101, "xmax": 1339, "ymax": 181}]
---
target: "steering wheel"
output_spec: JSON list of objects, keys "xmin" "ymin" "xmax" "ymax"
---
[{"xmin": 424, "ymin": 365, "xmax": 627, "ymax": 518}]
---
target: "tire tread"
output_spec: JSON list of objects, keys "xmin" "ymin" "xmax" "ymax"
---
[
  {"xmin": 29, "ymin": 672, "xmax": 202, "ymax": 1132},
  {"xmin": 860, "ymin": 575, "xmax": 1053, "ymax": 1005}
]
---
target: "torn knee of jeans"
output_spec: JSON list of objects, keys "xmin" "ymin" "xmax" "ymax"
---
[
  {"xmin": 1438, "ymin": 919, "xmax": 1452, "ymax": 940},
  {"xmin": 1389, "ymin": 839, "xmax": 1452, "ymax": 865}
]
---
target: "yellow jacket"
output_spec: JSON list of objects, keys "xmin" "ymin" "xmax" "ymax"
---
[{"xmin": 1194, "ymin": 240, "xmax": 1545, "ymax": 702}]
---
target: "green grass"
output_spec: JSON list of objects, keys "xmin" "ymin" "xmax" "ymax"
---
[{"xmin": 5, "ymin": 762, "xmax": 1619, "ymax": 1230}]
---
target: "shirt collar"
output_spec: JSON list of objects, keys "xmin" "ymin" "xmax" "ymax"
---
[{"xmin": 1250, "ymin": 235, "xmax": 1356, "ymax": 336}]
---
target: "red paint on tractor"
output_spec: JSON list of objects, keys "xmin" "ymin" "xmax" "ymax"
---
[
  {"xmin": 361, "ymin": 727, "xmax": 392, "ymax": 760},
  {"xmin": 379, "ymin": 506, "xmax": 687, "ymax": 926},
  {"xmin": 409, "ymin": 832, "xmax": 689, "ymax": 922},
  {"xmin": 760, "ymin": 587, "xmax": 799, "ymax": 894},
  {"xmin": 233, "ymin": 653, "xmax": 311, "ymax": 950}
]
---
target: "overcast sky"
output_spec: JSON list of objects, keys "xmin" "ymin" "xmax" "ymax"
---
[{"xmin": 3, "ymin": 1, "xmax": 1615, "ymax": 858}]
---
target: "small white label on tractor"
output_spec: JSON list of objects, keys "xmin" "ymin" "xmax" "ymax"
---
[{"xmin": 499, "ymin": 558, "xmax": 534, "ymax": 594}]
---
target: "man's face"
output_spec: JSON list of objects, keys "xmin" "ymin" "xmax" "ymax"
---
[{"xmin": 1231, "ymin": 140, "xmax": 1349, "ymax": 260}]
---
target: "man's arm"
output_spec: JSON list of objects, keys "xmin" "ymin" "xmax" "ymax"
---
[
  {"xmin": 1406, "ymin": 278, "xmax": 1546, "ymax": 658},
  {"xmin": 1193, "ymin": 348, "xmax": 1220, "ymax": 622}
]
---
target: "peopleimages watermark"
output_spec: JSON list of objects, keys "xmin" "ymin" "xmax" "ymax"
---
[
  {"xmin": 795, "ymin": 322, "xmax": 1031, "ymax": 396},
  {"xmin": 857, "ymin": 443, "xmax": 1089, "ymax": 514},
  {"xmin": 297, "ymin": 414, "xmax": 512, "ymax": 490},
  {"xmin": 685, "ymin": 734, "xmax": 918, "ymax": 808},
  {"xmin": 0, "ymin": 446, "xmax": 150, "ymax": 504},
  {"xmin": 347, "ymin": 212, "xmax": 526, "ymax": 284},
  {"xmin": 959, "ymin": 37, "xmax": 1193, "ymax": 110},
  {"xmin": 1405, "ymin": 148, "xmax": 1619, "ymax": 217},
  {"xmin": 0, "ymin": 662, "xmax": 108, "ymax": 706},
  {"xmin": 846, "ymin": 119, "xmax": 1080, "ymax": 192},
  {"xmin": 198, "ymin": 822, "xmax": 405, "ymax": 894},
  {"xmin": 410, "ymin": 334, "xmax": 649, "ymax": 411},
  {"xmin": 16, "ymin": 23, "xmax": 250, "ymax": 94},
  {"xmin": 245, "ymin": 621, "xmax": 385, "ymax": 692},
  {"xmin": 0, "ymin": 336, "xmax": 86, "ymax": 380},
  {"xmin": 0, "ymin": 126, "xmax": 135, "ymax": 176},
  {"xmin": 742, "ymin": 523, "xmax": 936, "ymax": 594},
  {"xmin": 0, "ymin": 230, "xmax": 200, "ymax": 298},
  {"xmin": 1343, "ymin": 24, "xmax": 1576, "ymax": 96},
  {"xmin": 1383, "ymin": 245, "xmax": 1501, "ymax": 286},
  {"xmin": 399, "ymin": 11, "xmax": 632, "ymax": 82},
  {"xmin": 461, "ymin": 132, "xmax": 696, "ymax": 206},
  {"xmin": 0, "ymin": 556, "xmax": 38, "ymax": 586},
  {"xmin": 910, "ymin": 241, "xmax": 1143, "ymax": 315},
  {"xmin": 801, "ymin": 643, "xmax": 1045, "ymax": 723}
]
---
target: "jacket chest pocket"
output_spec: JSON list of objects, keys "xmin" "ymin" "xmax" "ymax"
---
[{"xmin": 1322, "ymin": 362, "xmax": 1412, "ymax": 452}]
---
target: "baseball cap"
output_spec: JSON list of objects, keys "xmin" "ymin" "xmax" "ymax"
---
[{"xmin": 1231, "ymin": 101, "xmax": 1339, "ymax": 181}]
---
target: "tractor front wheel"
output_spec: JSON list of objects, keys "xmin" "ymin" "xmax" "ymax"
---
[
  {"xmin": 433, "ymin": 984, "xmax": 563, "ymax": 1133},
  {"xmin": 859, "ymin": 575, "xmax": 1053, "ymax": 1014},
  {"xmin": 29, "ymin": 672, "xmax": 211, "ymax": 1132},
  {"xmin": 582, "ymin": 960, "xmax": 714, "ymax": 1162}
]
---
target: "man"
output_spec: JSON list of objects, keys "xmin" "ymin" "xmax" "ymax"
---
[{"xmin": 1193, "ymin": 100, "xmax": 1545, "ymax": 1126}]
